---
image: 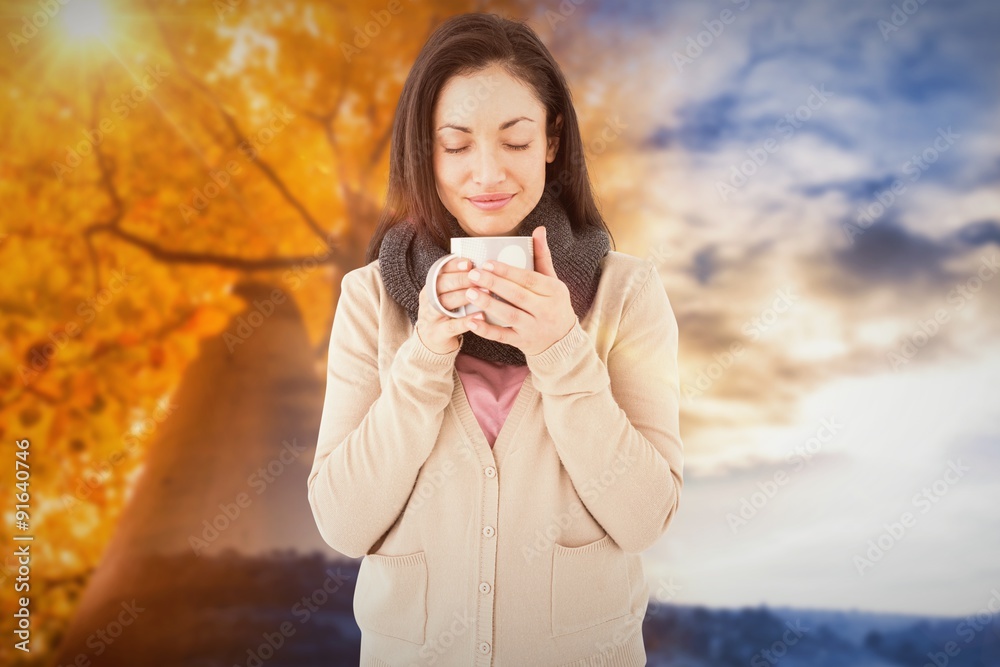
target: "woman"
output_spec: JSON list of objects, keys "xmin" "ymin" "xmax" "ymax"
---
[{"xmin": 307, "ymin": 13, "xmax": 683, "ymax": 667}]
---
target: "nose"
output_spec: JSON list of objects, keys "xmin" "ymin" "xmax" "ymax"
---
[{"xmin": 472, "ymin": 144, "xmax": 505, "ymax": 186}]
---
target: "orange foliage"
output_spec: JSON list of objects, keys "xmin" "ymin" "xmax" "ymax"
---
[{"xmin": 1, "ymin": 0, "xmax": 539, "ymax": 663}]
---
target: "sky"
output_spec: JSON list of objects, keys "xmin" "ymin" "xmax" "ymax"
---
[{"xmin": 549, "ymin": 0, "xmax": 1000, "ymax": 616}]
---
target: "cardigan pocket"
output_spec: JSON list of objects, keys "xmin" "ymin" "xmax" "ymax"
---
[
  {"xmin": 551, "ymin": 534, "xmax": 631, "ymax": 637},
  {"xmin": 354, "ymin": 550, "xmax": 427, "ymax": 645}
]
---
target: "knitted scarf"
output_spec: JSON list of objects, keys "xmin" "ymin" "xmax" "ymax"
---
[{"xmin": 378, "ymin": 189, "xmax": 610, "ymax": 366}]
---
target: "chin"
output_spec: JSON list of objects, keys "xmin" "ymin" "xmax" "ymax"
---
[
  {"xmin": 459, "ymin": 215, "xmax": 512, "ymax": 237},
  {"xmin": 483, "ymin": 222, "xmax": 521, "ymax": 237}
]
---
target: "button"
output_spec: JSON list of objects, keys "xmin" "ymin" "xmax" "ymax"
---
[
  {"xmin": 479, "ymin": 581, "xmax": 491, "ymax": 594},
  {"xmin": 482, "ymin": 525, "xmax": 495, "ymax": 538},
  {"xmin": 478, "ymin": 641, "xmax": 492, "ymax": 654},
  {"xmin": 484, "ymin": 466, "xmax": 496, "ymax": 478}
]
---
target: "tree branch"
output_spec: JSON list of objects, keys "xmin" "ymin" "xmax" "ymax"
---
[
  {"xmin": 144, "ymin": 0, "xmax": 332, "ymax": 247},
  {"xmin": 86, "ymin": 113, "xmax": 348, "ymax": 272},
  {"xmin": 84, "ymin": 221, "xmax": 341, "ymax": 270}
]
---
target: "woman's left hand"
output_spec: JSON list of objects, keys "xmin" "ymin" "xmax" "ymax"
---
[{"xmin": 464, "ymin": 225, "xmax": 578, "ymax": 356}]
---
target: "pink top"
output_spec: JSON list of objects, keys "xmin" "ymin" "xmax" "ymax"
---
[{"xmin": 454, "ymin": 351, "xmax": 531, "ymax": 448}]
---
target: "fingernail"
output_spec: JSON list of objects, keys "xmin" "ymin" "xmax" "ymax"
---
[
  {"xmin": 458, "ymin": 260, "xmax": 469, "ymax": 269},
  {"xmin": 483, "ymin": 262, "xmax": 494, "ymax": 271},
  {"xmin": 469, "ymin": 269, "xmax": 481, "ymax": 281},
  {"xmin": 466, "ymin": 289, "xmax": 478, "ymax": 300}
]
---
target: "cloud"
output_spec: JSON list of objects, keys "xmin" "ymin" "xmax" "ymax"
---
[
  {"xmin": 572, "ymin": 0, "xmax": 1000, "ymax": 615},
  {"xmin": 952, "ymin": 219, "xmax": 1000, "ymax": 247},
  {"xmin": 833, "ymin": 219, "xmax": 952, "ymax": 286}
]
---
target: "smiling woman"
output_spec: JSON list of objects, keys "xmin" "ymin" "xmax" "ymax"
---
[
  {"xmin": 365, "ymin": 13, "xmax": 609, "ymax": 259},
  {"xmin": 308, "ymin": 11, "xmax": 684, "ymax": 667},
  {"xmin": 432, "ymin": 70, "xmax": 559, "ymax": 236}
]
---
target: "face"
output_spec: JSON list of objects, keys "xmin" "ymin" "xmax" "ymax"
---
[{"xmin": 432, "ymin": 64, "xmax": 562, "ymax": 237}]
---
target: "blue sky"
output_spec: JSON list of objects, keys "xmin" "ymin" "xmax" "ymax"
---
[{"xmin": 537, "ymin": 0, "xmax": 1000, "ymax": 615}]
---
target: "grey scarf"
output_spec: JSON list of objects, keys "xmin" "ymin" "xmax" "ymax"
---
[{"xmin": 378, "ymin": 189, "xmax": 610, "ymax": 366}]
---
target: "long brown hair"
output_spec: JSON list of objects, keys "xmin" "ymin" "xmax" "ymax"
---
[{"xmin": 364, "ymin": 12, "xmax": 616, "ymax": 264}]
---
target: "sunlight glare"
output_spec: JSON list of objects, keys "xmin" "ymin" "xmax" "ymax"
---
[{"xmin": 60, "ymin": 0, "xmax": 113, "ymax": 43}]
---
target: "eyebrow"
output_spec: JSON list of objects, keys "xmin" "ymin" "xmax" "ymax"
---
[{"xmin": 436, "ymin": 116, "xmax": 535, "ymax": 133}]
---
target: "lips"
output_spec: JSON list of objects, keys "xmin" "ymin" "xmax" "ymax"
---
[
  {"xmin": 467, "ymin": 192, "xmax": 515, "ymax": 211},
  {"xmin": 468, "ymin": 193, "xmax": 515, "ymax": 202}
]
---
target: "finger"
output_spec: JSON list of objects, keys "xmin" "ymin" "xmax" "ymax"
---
[
  {"xmin": 421, "ymin": 283, "xmax": 456, "ymax": 323},
  {"xmin": 431, "ymin": 257, "xmax": 472, "ymax": 296},
  {"xmin": 438, "ymin": 290, "xmax": 489, "ymax": 310},
  {"xmin": 437, "ymin": 267, "xmax": 474, "ymax": 294},
  {"xmin": 467, "ymin": 312, "xmax": 515, "ymax": 343},
  {"xmin": 444, "ymin": 257, "xmax": 471, "ymax": 272},
  {"xmin": 468, "ymin": 268, "xmax": 541, "ymax": 313},
  {"xmin": 533, "ymin": 226, "xmax": 558, "ymax": 279},
  {"xmin": 478, "ymin": 257, "xmax": 554, "ymax": 297},
  {"xmin": 449, "ymin": 311, "xmax": 484, "ymax": 336},
  {"xmin": 439, "ymin": 287, "xmax": 488, "ymax": 310},
  {"xmin": 464, "ymin": 287, "xmax": 527, "ymax": 328}
]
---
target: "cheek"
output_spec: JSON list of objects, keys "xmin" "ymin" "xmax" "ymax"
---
[
  {"xmin": 434, "ymin": 156, "xmax": 464, "ymax": 196},
  {"xmin": 512, "ymin": 151, "xmax": 547, "ymax": 183}
]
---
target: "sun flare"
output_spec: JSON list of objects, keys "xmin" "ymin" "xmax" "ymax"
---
[{"xmin": 59, "ymin": 0, "xmax": 113, "ymax": 43}]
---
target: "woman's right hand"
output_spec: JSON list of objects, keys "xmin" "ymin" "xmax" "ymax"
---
[{"xmin": 416, "ymin": 257, "xmax": 487, "ymax": 355}]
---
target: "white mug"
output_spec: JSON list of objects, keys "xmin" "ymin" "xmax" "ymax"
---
[{"xmin": 426, "ymin": 236, "xmax": 534, "ymax": 327}]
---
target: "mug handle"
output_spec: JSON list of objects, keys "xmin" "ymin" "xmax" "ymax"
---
[{"xmin": 426, "ymin": 253, "xmax": 467, "ymax": 319}]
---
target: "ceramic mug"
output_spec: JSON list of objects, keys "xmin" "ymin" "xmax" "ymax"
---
[{"xmin": 426, "ymin": 236, "xmax": 535, "ymax": 327}]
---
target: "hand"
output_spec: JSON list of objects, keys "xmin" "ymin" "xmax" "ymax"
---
[
  {"xmin": 464, "ymin": 226, "xmax": 578, "ymax": 356},
  {"xmin": 416, "ymin": 256, "xmax": 487, "ymax": 355}
]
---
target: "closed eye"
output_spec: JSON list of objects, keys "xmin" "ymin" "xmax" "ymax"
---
[{"xmin": 443, "ymin": 143, "xmax": 532, "ymax": 154}]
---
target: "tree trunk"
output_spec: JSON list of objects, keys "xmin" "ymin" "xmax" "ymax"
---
[{"xmin": 50, "ymin": 281, "xmax": 356, "ymax": 666}]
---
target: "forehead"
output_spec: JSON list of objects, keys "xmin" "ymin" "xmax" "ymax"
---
[{"xmin": 434, "ymin": 66, "xmax": 544, "ymax": 128}]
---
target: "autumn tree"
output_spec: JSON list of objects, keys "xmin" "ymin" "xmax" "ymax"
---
[{"xmin": 0, "ymin": 0, "xmax": 630, "ymax": 663}]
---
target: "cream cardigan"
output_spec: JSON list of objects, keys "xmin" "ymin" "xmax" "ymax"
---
[{"xmin": 307, "ymin": 250, "xmax": 684, "ymax": 666}]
